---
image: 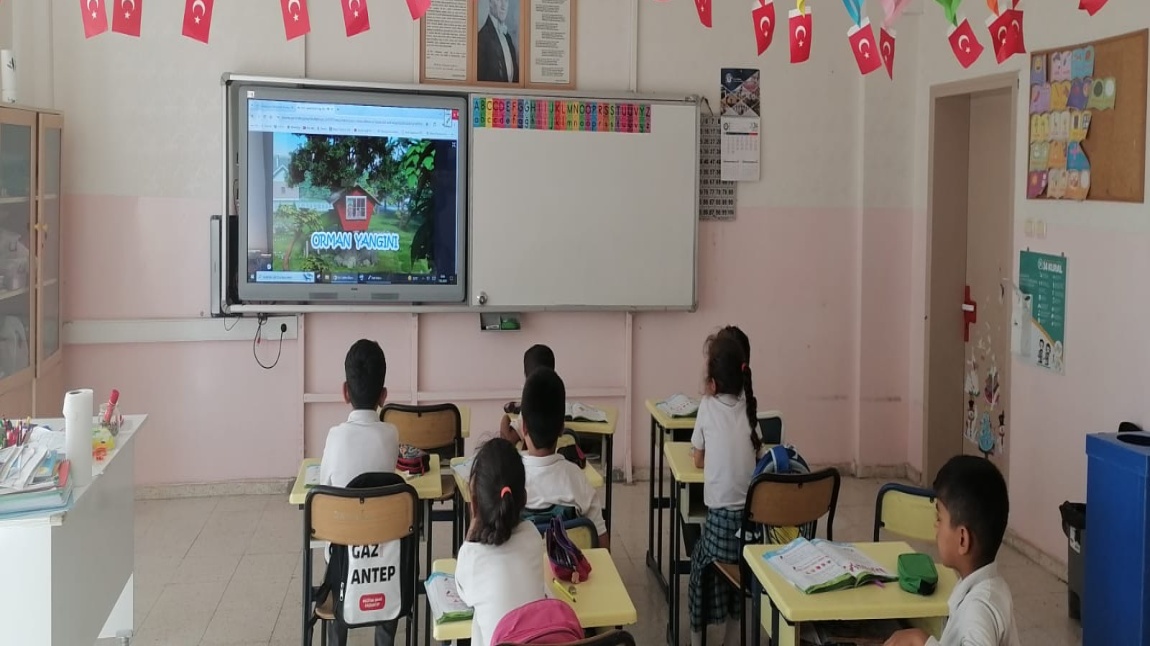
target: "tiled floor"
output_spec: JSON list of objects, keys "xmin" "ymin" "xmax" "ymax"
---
[{"xmin": 104, "ymin": 478, "xmax": 1081, "ymax": 645}]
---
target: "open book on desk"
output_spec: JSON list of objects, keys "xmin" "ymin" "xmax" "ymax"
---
[
  {"xmin": 764, "ymin": 538, "xmax": 896, "ymax": 594},
  {"xmin": 656, "ymin": 394, "xmax": 700, "ymax": 418},
  {"xmin": 425, "ymin": 572, "xmax": 474, "ymax": 624},
  {"xmin": 565, "ymin": 402, "xmax": 607, "ymax": 423}
]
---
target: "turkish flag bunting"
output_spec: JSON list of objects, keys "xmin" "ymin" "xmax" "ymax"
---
[
  {"xmin": 695, "ymin": 0, "xmax": 713, "ymax": 28},
  {"xmin": 1079, "ymin": 0, "xmax": 1107, "ymax": 16},
  {"xmin": 111, "ymin": 0, "xmax": 141, "ymax": 37},
  {"xmin": 80, "ymin": 0, "xmax": 109, "ymax": 39},
  {"xmin": 407, "ymin": 0, "xmax": 432, "ymax": 20},
  {"xmin": 880, "ymin": 27, "xmax": 896, "ymax": 79},
  {"xmin": 947, "ymin": 18, "xmax": 983, "ymax": 69},
  {"xmin": 789, "ymin": 7, "xmax": 813, "ymax": 64},
  {"xmin": 1005, "ymin": 8, "xmax": 1026, "ymax": 55},
  {"xmin": 342, "ymin": 0, "xmax": 371, "ymax": 37},
  {"xmin": 987, "ymin": 10, "xmax": 1015, "ymax": 64},
  {"xmin": 280, "ymin": 0, "xmax": 311, "ymax": 40},
  {"xmin": 752, "ymin": 0, "xmax": 777, "ymax": 56},
  {"xmin": 847, "ymin": 19, "xmax": 882, "ymax": 76},
  {"xmin": 181, "ymin": 0, "xmax": 214, "ymax": 43}
]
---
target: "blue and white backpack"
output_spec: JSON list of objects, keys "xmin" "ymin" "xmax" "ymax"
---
[{"xmin": 753, "ymin": 444, "xmax": 810, "ymax": 478}]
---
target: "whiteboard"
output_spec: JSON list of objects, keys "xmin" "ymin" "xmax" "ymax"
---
[{"xmin": 469, "ymin": 95, "xmax": 699, "ymax": 310}]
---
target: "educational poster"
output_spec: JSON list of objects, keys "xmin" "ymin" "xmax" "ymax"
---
[
  {"xmin": 1027, "ymin": 46, "xmax": 1118, "ymax": 201},
  {"xmin": 719, "ymin": 68, "xmax": 762, "ymax": 182},
  {"xmin": 471, "ymin": 96, "xmax": 651, "ymax": 133},
  {"xmin": 1018, "ymin": 251, "xmax": 1067, "ymax": 374},
  {"xmin": 421, "ymin": 0, "xmax": 470, "ymax": 82},
  {"xmin": 699, "ymin": 115, "xmax": 737, "ymax": 221},
  {"xmin": 526, "ymin": 0, "xmax": 575, "ymax": 89}
]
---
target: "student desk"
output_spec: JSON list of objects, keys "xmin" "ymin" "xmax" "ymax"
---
[
  {"xmin": 645, "ymin": 399, "xmax": 697, "ymax": 595},
  {"xmin": 664, "ymin": 441, "xmax": 705, "ymax": 646},
  {"xmin": 743, "ymin": 542, "xmax": 957, "ymax": 646},
  {"xmin": 511, "ymin": 406, "xmax": 618, "ymax": 535},
  {"xmin": 0, "ymin": 414, "xmax": 147, "ymax": 646},
  {"xmin": 429, "ymin": 548, "xmax": 638, "ymax": 642},
  {"xmin": 290, "ymin": 455, "xmax": 444, "ymax": 646},
  {"xmin": 448, "ymin": 456, "xmax": 605, "ymax": 554}
]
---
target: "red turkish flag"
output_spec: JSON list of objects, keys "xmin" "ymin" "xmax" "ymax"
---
[
  {"xmin": 342, "ymin": 0, "xmax": 371, "ymax": 37},
  {"xmin": 1079, "ymin": 0, "xmax": 1108, "ymax": 16},
  {"xmin": 80, "ymin": 0, "xmax": 109, "ymax": 39},
  {"xmin": 947, "ymin": 18, "xmax": 983, "ymax": 69},
  {"xmin": 879, "ymin": 27, "xmax": 896, "ymax": 79},
  {"xmin": 407, "ymin": 0, "xmax": 432, "ymax": 20},
  {"xmin": 847, "ymin": 19, "xmax": 882, "ymax": 76},
  {"xmin": 695, "ymin": 0, "xmax": 713, "ymax": 28},
  {"xmin": 181, "ymin": 0, "xmax": 213, "ymax": 43},
  {"xmin": 987, "ymin": 10, "xmax": 1015, "ymax": 64},
  {"xmin": 752, "ymin": 0, "xmax": 776, "ymax": 56},
  {"xmin": 111, "ymin": 0, "xmax": 141, "ymax": 37},
  {"xmin": 1005, "ymin": 8, "xmax": 1026, "ymax": 55},
  {"xmin": 280, "ymin": 0, "xmax": 310, "ymax": 40},
  {"xmin": 789, "ymin": 7, "xmax": 813, "ymax": 64}
]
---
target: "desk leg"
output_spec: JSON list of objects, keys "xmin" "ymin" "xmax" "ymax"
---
[
  {"xmin": 604, "ymin": 434, "xmax": 614, "ymax": 539},
  {"xmin": 424, "ymin": 500, "xmax": 433, "ymax": 646},
  {"xmin": 647, "ymin": 416, "xmax": 657, "ymax": 571},
  {"xmin": 751, "ymin": 578, "xmax": 762, "ymax": 646},
  {"xmin": 669, "ymin": 476, "xmax": 682, "ymax": 646}
]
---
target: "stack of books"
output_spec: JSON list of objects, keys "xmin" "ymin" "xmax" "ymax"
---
[{"xmin": 0, "ymin": 442, "xmax": 74, "ymax": 519}]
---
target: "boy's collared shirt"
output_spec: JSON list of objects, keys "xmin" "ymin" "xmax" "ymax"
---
[
  {"xmin": 930, "ymin": 562, "xmax": 1021, "ymax": 646},
  {"xmin": 522, "ymin": 452, "xmax": 606, "ymax": 536},
  {"xmin": 319, "ymin": 409, "xmax": 400, "ymax": 488}
]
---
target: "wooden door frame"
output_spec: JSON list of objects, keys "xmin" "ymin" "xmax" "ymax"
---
[{"xmin": 923, "ymin": 73, "xmax": 1019, "ymax": 484}]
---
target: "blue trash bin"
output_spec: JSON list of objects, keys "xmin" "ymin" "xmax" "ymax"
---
[{"xmin": 1084, "ymin": 432, "xmax": 1150, "ymax": 646}]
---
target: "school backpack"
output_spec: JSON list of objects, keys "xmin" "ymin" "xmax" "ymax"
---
[
  {"xmin": 557, "ymin": 430, "xmax": 587, "ymax": 469},
  {"xmin": 753, "ymin": 444, "xmax": 811, "ymax": 478},
  {"xmin": 396, "ymin": 444, "xmax": 431, "ymax": 476},
  {"xmin": 490, "ymin": 598, "xmax": 584, "ymax": 645},
  {"xmin": 314, "ymin": 472, "xmax": 416, "ymax": 630}
]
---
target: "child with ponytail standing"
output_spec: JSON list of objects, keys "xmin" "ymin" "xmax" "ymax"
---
[
  {"xmin": 689, "ymin": 332, "xmax": 762, "ymax": 646},
  {"xmin": 456, "ymin": 438, "xmax": 547, "ymax": 646}
]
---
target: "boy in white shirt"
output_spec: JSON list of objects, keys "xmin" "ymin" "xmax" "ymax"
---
[
  {"xmin": 499, "ymin": 344, "xmax": 555, "ymax": 445},
  {"xmin": 518, "ymin": 368, "xmax": 609, "ymax": 549},
  {"xmin": 885, "ymin": 456, "xmax": 1020, "ymax": 646},
  {"xmin": 318, "ymin": 339, "xmax": 400, "ymax": 646}
]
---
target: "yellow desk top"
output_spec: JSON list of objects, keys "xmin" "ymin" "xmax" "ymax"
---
[
  {"xmin": 430, "ymin": 548, "xmax": 637, "ymax": 641},
  {"xmin": 664, "ymin": 442, "xmax": 704, "ymax": 484},
  {"xmin": 458, "ymin": 404, "xmax": 471, "ymax": 439},
  {"xmin": 743, "ymin": 542, "xmax": 957, "ymax": 623},
  {"xmin": 645, "ymin": 398, "xmax": 699, "ymax": 430},
  {"xmin": 289, "ymin": 455, "xmax": 444, "ymax": 506},
  {"xmin": 450, "ymin": 456, "xmax": 604, "ymax": 504},
  {"xmin": 510, "ymin": 405, "xmax": 618, "ymax": 436}
]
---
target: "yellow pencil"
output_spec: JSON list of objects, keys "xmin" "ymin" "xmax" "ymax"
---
[{"xmin": 551, "ymin": 578, "xmax": 576, "ymax": 603}]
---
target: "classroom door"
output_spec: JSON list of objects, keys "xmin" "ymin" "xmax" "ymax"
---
[{"xmin": 925, "ymin": 81, "xmax": 1016, "ymax": 484}]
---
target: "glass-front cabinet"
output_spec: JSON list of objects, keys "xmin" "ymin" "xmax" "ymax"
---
[
  {"xmin": 0, "ymin": 107, "xmax": 37, "ymax": 416},
  {"xmin": 35, "ymin": 113, "xmax": 63, "ymax": 416}
]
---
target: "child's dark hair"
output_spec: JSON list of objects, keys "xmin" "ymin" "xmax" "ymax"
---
[
  {"xmin": 933, "ymin": 455, "xmax": 1010, "ymax": 568},
  {"xmin": 469, "ymin": 438, "xmax": 527, "ymax": 546},
  {"xmin": 521, "ymin": 368, "xmax": 566, "ymax": 451},
  {"xmin": 718, "ymin": 325, "xmax": 751, "ymax": 363},
  {"xmin": 705, "ymin": 333, "xmax": 761, "ymax": 452},
  {"xmin": 523, "ymin": 344, "xmax": 556, "ymax": 377},
  {"xmin": 344, "ymin": 339, "xmax": 387, "ymax": 410}
]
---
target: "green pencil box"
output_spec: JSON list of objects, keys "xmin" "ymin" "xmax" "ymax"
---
[{"xmin": 898, "ymin": 553, "xmax": 939, "ymax": 596}]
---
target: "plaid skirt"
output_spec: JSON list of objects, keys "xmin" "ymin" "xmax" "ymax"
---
[{"xmin": 688, "ymin": 507, "xmax": 744, "ymax": 631}]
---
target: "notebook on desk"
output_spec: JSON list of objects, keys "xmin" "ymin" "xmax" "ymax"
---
[
  {"xmin": 657, "ymin": 394, "xmax": 700, "ymax": 418},
  {"xmin": 303, "ymin": 464, "xmax": 320, "ymax": 488},
  {"xmin": 565, "ymin": 403, "xmax": 608, "ymax": 423},
  {"xmin": 764, "ymin": 538, "xmax": 896, "ymax": 594}
]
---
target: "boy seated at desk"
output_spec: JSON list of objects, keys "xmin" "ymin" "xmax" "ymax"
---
[
  {"xmin": 319, "ymin": 339, "xmax": 401, "ymax": 646},
  {"xmin": 518, "ymin": 367, "xmax": 609, "ymax": 549},
  {"xmin": 885, "ymin": 456, "xmax": 1020, "ymax": 646},
  {"xmin": 500, "ymin": 344, "xmax": 556, "ymax": 445}
]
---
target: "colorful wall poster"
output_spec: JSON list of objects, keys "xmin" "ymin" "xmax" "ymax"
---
[
  {"xmin": 1028, "ymin": 46, "xmax": 1117, "ymax": 201},
  {"xmin": 719, "ymin": 67, "xmax": 761, "ymax": 182},
  {"xmin": 699, "ymin": 114, "xmax": 737, "ymax": 221},
  {"xmin": 471, "ymin": 97, "xmax": 651, "ymax": 133},
  {"xmin": 1018, "ymin": 250, "xmax": 1067, "ymax": 374}
]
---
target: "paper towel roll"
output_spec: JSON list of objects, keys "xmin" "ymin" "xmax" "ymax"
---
[
  {"xmin": 64, "ymin": 389, "xmax": 93, "ymax": 488},
  {"xmin": 0, "ymin": 50, "xmax": 15, "ymax": 104}
]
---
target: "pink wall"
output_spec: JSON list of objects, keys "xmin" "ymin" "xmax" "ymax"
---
[
  {"xmin": 39, "ymin": 0, "xmax": 916, "ymax": 486},
  {"xmin": 909, "ymin": 3, "xmax": 1150, "ymax": 559}
]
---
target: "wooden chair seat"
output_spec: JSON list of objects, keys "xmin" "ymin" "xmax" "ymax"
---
[
  {"xmin": 713, "ymin": 561, "xmax": 741, "ymax": 588},
  {"xmin": 436, "ymin": 474, "xmax": 456, "ymax": 502}
]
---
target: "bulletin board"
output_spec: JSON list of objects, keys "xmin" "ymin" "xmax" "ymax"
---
[{"xmin": 1027, "ymin": 29, "xmax": 1147, "ymax": 203}]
